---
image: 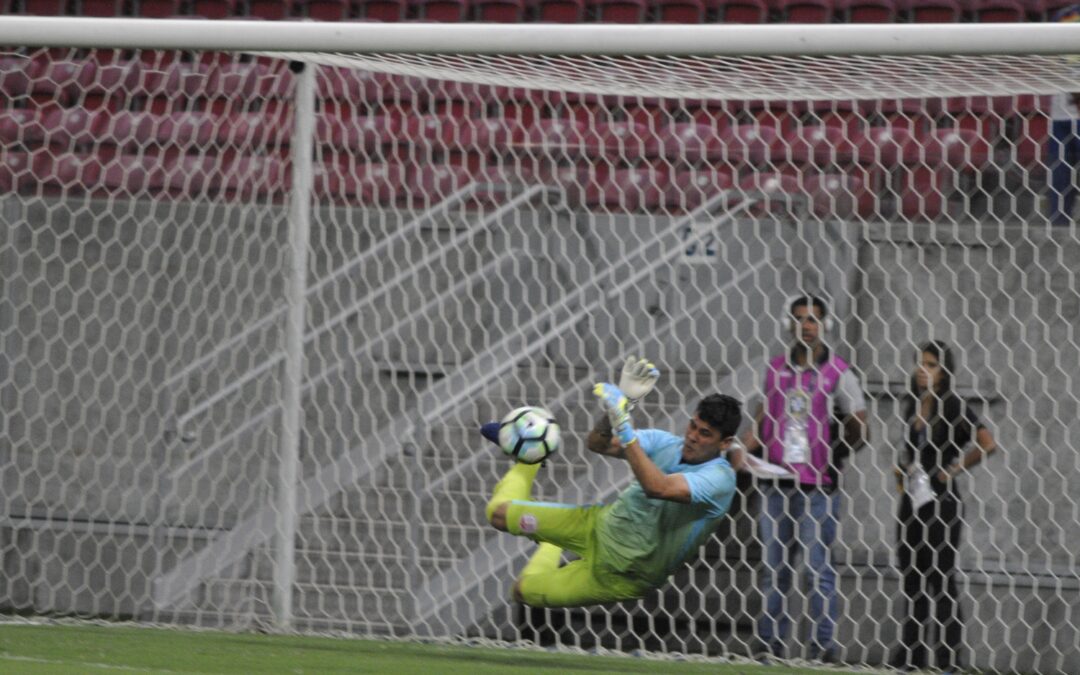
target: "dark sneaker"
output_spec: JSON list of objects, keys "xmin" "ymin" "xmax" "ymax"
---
[
  {"xmin": 480, "ymin": 422, "xmax": 501, "ymax": 446},
  {"xmin": 751, "ymin": 639, "xmax": 783, "ymax": 662},
  {"xmin": 809, "ymin": 644, "xmax": 838, "ymax": 664}
]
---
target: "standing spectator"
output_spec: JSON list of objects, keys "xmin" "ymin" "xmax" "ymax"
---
[
  {"xmin": 1047, "ymin": 4, "xmax": 1080, "ymax": 226},
  {"xmin": 889, "ymin": 341, "xmax": 1000, "ymax": 673},
  {"xmin": 735, "ymin": 295, "xmax": 869, "ymax": 662}
]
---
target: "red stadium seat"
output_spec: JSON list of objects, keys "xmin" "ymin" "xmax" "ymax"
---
[
  {"xmin": 0, "ymin": 54, "xmax": 35, "ymax": 104},
  {"xmin": 778, "ymin": 126, "xmax": 860, "ymax": 167},
  {"xmin": 802, "ymin": 173, "xmax": 876, "ymax": 218},
  {"xmin": 536, "ymin": 0, "xmax": 586, "ymax": 21},
  {"xmin": 474, "ymin": 0, "xmax": 530, "ymax": 19},
  {"xmin": 921, "ymin": 127, "xmax": 993, "ymax": 170},
  {"xmin": 855, "ymin": 125, "xmax": 919, "ymax": 167},
  {"xmin": 1012, "ymin": 114, "xmax": 1049, "ymax": 171},
  {"xmin": 964, "ymin": 0, "xmax": 1025, "ymax": 20},
  {"xmin": 317, "ymin": 113, "xmax": 400, "ymax": 151},
  {"xmin": 780, "ymin": 0, "xmax": 833, "ymax": 21},
  {"xmin": 582, "ymin": 165, "xmax": 670, "ymax": 211},
  {"xmin": 344, "ymin": 163, "xmax": 406, "ymax": 205},
  {"xmin": 0, "ymin": 151, "xmax": 33, "ymax": 193},
  {"xmin": 415, "ymin": 0, "xmax": 470, "ymax": 19},
  {"xmin": 590, "ymin": 121, "xmax": 660, "ymax": 160},
  {"xmin": 658, "ymin": 122, "xmax": 729, "ymax": 163},
  {"xmin": 898, "ymin": 166, "xmax": 949, "ymax": 220},
  {"xmin": 655, "ymin": 0, "xmax": 707, "ymax": 21},
  {"xmin": 666, "ymin": 167, "xmax": 737, "ymax": 211},
  {"xmin": 302, "ymin": 0, "xmax": 351, "ymax": 18},
  {"xmin": 902, "ymin": 0, "xmax": 960, "ymax": 21},
  {"xmin": 190, "ymin": 0, "xmax": 241, "ymax": 17},
  {"xmin": 522, "ymin": 119, "xmax": 600, "ymax": 158},
  {"xmin": 43, "ymin": 108, "xmax": 109, "ymax": 150},
  {"xmin": 738, "ymin": 172, "xmax": 803, "ymax": 215},
  {"xmin": 353, "ymin": 0, "xmax": 408, "ymax": 19},
  {"xmin": 591, "ymin": 0, "xmax": 649, "ymax": 21},
  {"xmin": 135, "ymin": 0, "xmax": 184, "ymax": 16},
  {"xmin": 716, "ymin": 0, "xmax": 768, "ymax": 20},
  {"xmin": 0, "ymin": 108, "xmax": 49, "ymax": 148},
  {"xmin": 77, "ymin": 56, "xmax": 142, "ymax": 110},
  {"xmin": 78, "ymin": 0, "xmax": 124, "ymax": 15},
  {"xmin": 837, "ymin": 0, "xmax": 897, "ymax": 20},
  {"xmin": 29, "ymin": 57, "xmax": 82, "ymax": 106},
  {"xmin": 247, "ymin": 0, "xmax": 298, "ymax": 18},
  {"xmin": 20, "ymin": 0, "xmax": 67, "ymax": 14},
  {"xmin": 720, "ymin": 124, "xmax": 780, "ymax": 165},
  {"xmin": 406, "ymin": 165, "xmax": 477, "ymax": 203},
  {"xmin": 218, "ymin": 111, "xmax": 292, "ymax": 152}
]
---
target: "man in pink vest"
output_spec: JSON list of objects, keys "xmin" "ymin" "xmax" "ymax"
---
[{"xmin": 736, "ymin": 295, "xmax": 868, "ymax": 663}]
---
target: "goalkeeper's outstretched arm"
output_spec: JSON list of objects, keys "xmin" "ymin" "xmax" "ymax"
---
[{"xmin": 586, "ymin": 415, "xmax": 623, "ymax": 458}]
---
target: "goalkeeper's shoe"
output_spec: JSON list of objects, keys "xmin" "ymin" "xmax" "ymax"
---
[
  {"xmin": 480, "ymin": 422, "xmax": 501, "ymax": 447},
  {"xmin": 592, "ymin": 383, "xmax": 637, "ymax": 446}
]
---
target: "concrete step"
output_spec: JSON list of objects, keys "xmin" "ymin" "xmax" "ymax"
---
[
  {"xmin": 200, "ymin": 578, "xmax": 415, "ymax": 623},
  {"xmin": 296, "ymin": 514, "xmax": 491, "ymax": 559},
  {"xmin": 251, "ymin": 548, "xmax": 442, "ymax": 589}
]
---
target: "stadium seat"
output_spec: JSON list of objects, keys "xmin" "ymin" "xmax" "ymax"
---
[
  {"xmin": 0, "ymin": 54, "xmax": 35, "ymax": 105},
  {"xmin": 898, "ymin": 166, "xmax": 948, "ymax": 220},
  {"xmin": 665, "ymin": 167, "xmax": 737, "ymax": 211},
  {"xmin": 29, "ymin": 57, "xmax": 82, "ymax": 106},
  {"xmin": 964, "ymin": 0, "xmax": 1025, "ymax": 20},
  {"xmin": 855, "ymin": 125, "xmax": 919, "ymax": 167},
  {"xmin": 836, "ymin": 0, "xmax": 897, "ymax": 20},
  {"xmin": 43, "ymin": 107, "xmax": 109, "ymax": 151},
  {"xmin": 453, "ymin": 117, "xmax": 526, "ymax": 151},
  {"xmin": 522, "ymin": 119, "xmax": 600, "ymax": 158},
  {"xmin": 353, "ymin": 0, "xmax": 408, "ymax": 19},
  {"xmin": 474, "ymin": 0, "xmax": 530, "ymax": 19},
  {"xmin": 590, "ymin": 0, "xmax": 649, "ymax": 21},
  {"xmin": 738, "ymin": 172, "xmax": 803, "ymax": 216},
  {"xmin": 301, "ymin": 0, "xmax": 352, "ymax": 18},
  {"xmin": 802, "ymin": 173, "xmax": 876, "ymax": 218},
  {"xmin": 590, "ymin": 121, "xmax": 660, "ymax": 160},
  {"xmin": 135, "ymin": 0, "xmax": 184, "ymax": 16},
  {"xmin": 716, "ymin": 0, "xmax": 769, "ymax": 20},
  {"xmin": 657, "ymin": 122, "xmax": 728, "ymax": 163},
  {"xmin": 414, "ymin": 0, "xmax": 470, "ymax": 19},
  {"xmin": 0, "ymin": 151, "xmax": 33, "ymax": 193},
  {"xmin": 921, "ymin": 127, "xmax": 994, "ymax": 170},
  {"xmin": 77, "ymin": 56, "xmax": 142, "ymax": 110},
  {"xmin": 582, "ymin": 165, "xmax": 670, "ymax": 211},
  {"xmin": 189, "ymin": 0, "xmax": 241, "ymax": 17},
  {"xmin": 317, "ymin": 112, "xmax": 400, "ymax": 151},
  {"xmin": 139, "ymin": 61, "xmax": 213, "ymax": 114},
  {"xmin": 654, "ymin": 0, "xmax": 707, "ymax": 22},
  {"xmin": 406, "ymin": 165, "xmax": 477, "ymax": 203},
  {"xmin": 19, "ymin": 0, "xmax": 67, "ymax": 14},
  {"xmin": 720, "ymin": 124, "xmax": 779, "ymax": 166},
  {"xmin": 247, "ymin": 0, "xmax": 298, "ymax": 18},
  {"xmin": 1011, "ymin": 114, "xmax": 1049, "ymax": 171},
  {"xmin": 779, "ymin": 0, "xmax": 834, "ymax": 21},
  {"xmin": 902, "ymin": 0, "xmax": 961, "ymax": 20},
  {"xmin": 778, "ymin": 126, "xmax": 860, "ymax": 167},
  {"xmin": 0, "ymin": 109, "xmax": 48, "ymax": 148},
  {"xmin": 535, "ymin": 0, "xmax": 586, "ymax": 21}
]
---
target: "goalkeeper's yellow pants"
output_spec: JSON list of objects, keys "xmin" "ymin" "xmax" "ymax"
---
[{"xmin": 503, "ymin": 499, "xmax": 651, "ymax": 608}]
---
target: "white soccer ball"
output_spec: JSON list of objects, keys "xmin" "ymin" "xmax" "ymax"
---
[{"xmin": 497, "ymin": 406, "xmax": 560, "ymax": 465}]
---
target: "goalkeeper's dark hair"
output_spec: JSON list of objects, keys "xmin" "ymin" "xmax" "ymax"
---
[{"xmin": 696, "ymin": 394, "xmax": 742, "ymax": 439}]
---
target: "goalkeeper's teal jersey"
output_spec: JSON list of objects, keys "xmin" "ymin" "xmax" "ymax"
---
[{"xmin": 595, "ymin": 429, "xmax": 737, "ymax": 586}]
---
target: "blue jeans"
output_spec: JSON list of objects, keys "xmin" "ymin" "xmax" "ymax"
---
[
  {"xmin": 1047, "ymin": 119, "xmax": 1080, "ymax": 226},
  {"xmin": 757, "ymin": 484, "xmax": 840, "ymax": 652}
]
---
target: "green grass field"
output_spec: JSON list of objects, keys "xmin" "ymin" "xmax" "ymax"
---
[{"xmin": 0, "ymin": 622, "xmax": 857, "ymax": 674}]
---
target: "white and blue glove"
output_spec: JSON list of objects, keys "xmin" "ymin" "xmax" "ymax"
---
[
  {"xmin": 593, "ymin": 382, "xmax": 637, "ymax": 447},
  {"xmin": 618, "ymin": 356, "xmax": 660, "ymax": 409}
]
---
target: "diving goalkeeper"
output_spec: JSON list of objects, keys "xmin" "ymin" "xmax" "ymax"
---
[{"xmin": 482, "ymin": 357, "xmax": 741, "ymax": 608}]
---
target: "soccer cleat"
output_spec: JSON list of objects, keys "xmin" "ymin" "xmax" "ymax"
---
[{"xmin": 480, "ymin": 422, "xmax": 502, "ymax": 447}]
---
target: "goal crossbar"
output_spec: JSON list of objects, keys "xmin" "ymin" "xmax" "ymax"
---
[{"xmin": 3, "ymin": 17, "xmax": 1080, "ymax": 56}]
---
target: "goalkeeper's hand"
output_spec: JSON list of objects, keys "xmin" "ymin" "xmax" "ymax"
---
[
  {"xmin": 593, "ymin": 382, "xmax": 637, "ymax": 447},
  {"xmin": 618, "ymin": 356, "xmax": 660, "ymax": 407}
]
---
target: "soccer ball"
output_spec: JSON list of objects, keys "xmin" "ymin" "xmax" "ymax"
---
[{"xmin": 497, "ymin": 406, "xmax": 560, "ymax": 465}]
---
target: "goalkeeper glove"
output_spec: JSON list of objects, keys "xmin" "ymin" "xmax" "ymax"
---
[
  {"xmin": 593, "ymin": 382, "xmax": 637, "ymax": 447},
  {"xmin": 617, "ymin": 356, "xmax": 660, "ymax": 408}
]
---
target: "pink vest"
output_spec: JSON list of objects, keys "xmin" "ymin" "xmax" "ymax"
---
[{"xmin": 761, "ymin": 353, "xmax": 849, "ymax": 487}]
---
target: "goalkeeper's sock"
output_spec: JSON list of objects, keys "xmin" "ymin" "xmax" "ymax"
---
[
  {"xmin": 485, "ymin": 462, "xmax": 541, "ymax": 523},
  {"xmin": 519, "ymin": 542, "xmax": 563, "ymax": 579}
]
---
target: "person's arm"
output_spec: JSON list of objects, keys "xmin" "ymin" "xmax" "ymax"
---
[
  {"xmin": 586, "ymin": 415, "xmax": 623, "ymax": 458},
  {"xmin": 937, "ymin": 426, "xmax": 999, "ymax": 483},
  {"xmin": 623, "ymin": 437, "xmax": 692, "ymax": 502},
  {"xmin": 843, "ymin": 409, "xmax": 869, "ymax": 451},
  {"xmin": 739, "ymin": 402, "xmax": 764, "ymax": 456}
]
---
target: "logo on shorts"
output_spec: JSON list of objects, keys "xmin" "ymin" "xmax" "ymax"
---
[{"xmin": 518, "ymin": 513, "xmax": 538, "ymax": 534}]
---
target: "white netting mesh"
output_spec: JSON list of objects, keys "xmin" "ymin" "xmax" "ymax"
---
[{"xmin": 1, "ymin": 43, "xmax": 1079, "ymax": 675}]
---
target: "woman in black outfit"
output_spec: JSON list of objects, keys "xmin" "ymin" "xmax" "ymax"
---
[{"xmin": 890, "ymin": 341, "xmax": 1000, "ymax": 673}]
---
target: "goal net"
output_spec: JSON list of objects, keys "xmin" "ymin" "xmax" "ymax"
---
[{"xmin": 1, "ymin": 18, "xmax": 1079, "ymax": 674}]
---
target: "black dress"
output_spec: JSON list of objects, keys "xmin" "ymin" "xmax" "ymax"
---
[{"xmin": 891, "ymin": 392, "xmax": 983, "ymax": 672}]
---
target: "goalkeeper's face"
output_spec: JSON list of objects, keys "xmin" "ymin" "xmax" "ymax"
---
[{"xmin": 681, "ymin": 414, "xmax": 732, "ymax": 464}]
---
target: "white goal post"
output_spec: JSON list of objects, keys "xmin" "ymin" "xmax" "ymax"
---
[{"xmin": 2, "ymin": 16, "xmax": 1080, "ymax": 675}]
